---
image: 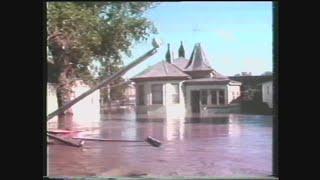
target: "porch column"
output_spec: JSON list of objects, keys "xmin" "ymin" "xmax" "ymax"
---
[
  {"xmin": 207, "ymin": 89, "xmax": 211, "ymax": 105},
  {"xmin": 217, "ymin": 90, "xmax": 220, "ymax": 105},
  {"xmin": 163, "ymin": 83, "xmax": 166, "ymax": 105},
  {"xmin": 225, "ymin": 88, "xmax": 228, "ymax": 105},
  {"xmin": 146, "ymin": 84, "xmax": 151, "ymax": 105}
]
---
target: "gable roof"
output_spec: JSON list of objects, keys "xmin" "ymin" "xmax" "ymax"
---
[{"xmin": 131, "ymin": 61, "xmax": 190, "ymax": 82}]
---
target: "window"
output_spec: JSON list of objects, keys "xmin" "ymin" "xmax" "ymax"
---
[
  {"xmin": 137, "ymin": 85, "xmax": 144, "ymax": 105},
  {"xmin": 152, "ymin": 84, "xmax": 163, "ymax": 104},
  {"xmin": 201, "ymin": 90, "xmax": 207, "ymax": 105},
  {"xmin": 211, "ymin": 90, "xmax": 217, "ymax": 105},
  {"xmin": 219, "ymin": 90, "xmax": 225, "ymax": 105},
  {"xmin": 172, "ymin": 83, "xmax": 180, "ymax": 104}
]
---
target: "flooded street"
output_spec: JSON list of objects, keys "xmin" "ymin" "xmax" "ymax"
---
[{"xmin": 47, "ymin": 110, "xmax": 272, "ymax": 177}]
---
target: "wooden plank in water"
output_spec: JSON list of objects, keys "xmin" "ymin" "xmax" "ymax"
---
[
  {"xmin": 47, "ymin": 128, "xmax": 100, "ymax": 134},
  {"xmin": 47, "ymin": 129, "xmax": 79, "ymax": 134},
  {"xmin": 72, "ymin": 137, "xmax": 143, "ymax": 142},
  {"xmin": 47, "ymin": 133, "xmax": 84, "ymax": 147}
]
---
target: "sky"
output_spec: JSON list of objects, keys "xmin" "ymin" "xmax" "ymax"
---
[{"xmin": 121, "ymin": 1, "xmax": 273, "ymax": 79}]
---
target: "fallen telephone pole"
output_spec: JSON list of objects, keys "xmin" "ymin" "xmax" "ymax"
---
[
  {"xmin": 46, "ymin": 39, "xmax": 162, "ymax": 148},
  {"xmin": 47, "ymin": 38, "xmax": 161, "ymax": 121}
]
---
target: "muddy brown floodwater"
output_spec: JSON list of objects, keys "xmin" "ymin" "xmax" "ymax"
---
[{"xmin": 47, "ymin": 110, "xmax": 272, "ymax": 177}]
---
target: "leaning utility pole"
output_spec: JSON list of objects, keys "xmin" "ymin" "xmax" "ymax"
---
[{"xmin": 47, "ymin": 38, "xmax": 162, "ymax": 121}]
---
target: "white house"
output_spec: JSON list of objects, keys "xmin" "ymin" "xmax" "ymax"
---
[
  {"xmin": 130, "ymin": 42, "xmax": 242, "ymax": 117},
  {"xmin": 262, "ymin": 80, "xmax": 273, "ymax": 108},
  {"xmin": 47, "ymin": 80, "xmax": 101, "ymax": 122}
]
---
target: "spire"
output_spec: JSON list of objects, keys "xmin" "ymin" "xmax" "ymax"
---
[
  {"xmin": 165, "ymin": 43, "xmax": 171, "ymax": 63},
  {"xmin": 184, "ymin": 43, "xmax": 212, "ymax": 71},
  {"xmin": 178, "ymin": 41, "xmax": 185, "ymax": 58}
]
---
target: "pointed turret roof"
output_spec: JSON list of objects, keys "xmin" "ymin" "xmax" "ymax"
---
[{"xmin": 184, "ymin": 43, "xmax": 212, "ymax": 72}]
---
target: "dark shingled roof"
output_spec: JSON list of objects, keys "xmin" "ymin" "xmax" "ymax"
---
[
  {"xmin": 131, "ymin": 61, "xmax": 190, "ymax": 81},
  {"xmin": 131, "ymin": 43, "xmax": 233, "ymax": 82},
  {"xmin": 172, "ymin": 57, "xmax": 189, "ymax": 71},
  {"xmin": 212, "ymin": 69, "xmax": 229, "ymax": 79},
  {"xmin": 184, "ymin": 43, "xmax": 213, "ymax": 72},
  {"xmin": 173, "ymin": 54, "xmax": 228, "ymax": 79}
]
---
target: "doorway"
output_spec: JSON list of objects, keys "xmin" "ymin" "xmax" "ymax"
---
[{"xmin": 191, "ymin": 91, "xmax": 200, "ymax": 113}]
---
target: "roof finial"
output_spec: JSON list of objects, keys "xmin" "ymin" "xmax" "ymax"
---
[
  {"xmin": 165, "ymin": 43, "xmax": 171, "ymax": 63},
  {"xmin": 178, "ymin": 41, "xmax": 185, "ymax": 58}
]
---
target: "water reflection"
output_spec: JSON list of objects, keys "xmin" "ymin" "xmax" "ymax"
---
[
  {"xmin": 91, "ymin": 111, "xmax": 271, "ymax": 142},
  {"xmin": 48, "ymin": 109, "xmax": 272, "ymax": 177},
  {"xmin": 51, "ymin": 111, "xmax": 272, "ymax": 144},
  {"xmin": 166, "ymin": 120, "xmax": 178, "ymax": 141},
  {"xmin": 185, "ymin": 116, "xmax": 229, "ymax": 124},
  {"xmin": 57, "ymin": 114, "xmax": 74, "ymax": 130}
]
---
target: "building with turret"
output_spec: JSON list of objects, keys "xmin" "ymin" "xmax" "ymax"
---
[{"xmin": 130, "ymin": 42, "xmax": 242, "ymax": 117}]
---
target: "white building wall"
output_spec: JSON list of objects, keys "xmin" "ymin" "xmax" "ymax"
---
[
  {"xmin": 185, "ymin": 84, "xmax": 241, "ymax": 116},
  {"xmin": 165, "ymin": 82, "xmax": 185, "ymax": 118},
  {"xmin": 47, "ymin": 81, "xmax": 101, "ymax": 122},
  {"xmin": 47, "ymin": 83, "xmax": 58, "ymax": 121},
  {"xmin": 135, "ymin": 80, "xmax": 185, "ymax": 118},
  {"xmin": 135, "ymin": 81, "xmax": 242, "ymax": 117},
  {"xmin": 227, "ymin": 85, "xmax": 241, "ymax": 104},
  {"xmin": 185, "ymin": 84, "xmax": 228, "ymax": 116},
  {"xmin": 262, "ymin": 81, "xmax": 273, "ymax": 108}
]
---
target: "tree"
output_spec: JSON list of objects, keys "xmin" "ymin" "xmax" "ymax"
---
[
  {"xmin": 261, "ymin": 71, "xmax": 273, "ymax": 76},
  {"xmin": 47, "ymin": 2, "xmax": 158, "ymax": 114}
]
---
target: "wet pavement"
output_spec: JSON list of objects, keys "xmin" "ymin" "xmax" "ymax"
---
[{"xmin": 47, "ymin": 110, "xmax": 272, "ymax": 177}]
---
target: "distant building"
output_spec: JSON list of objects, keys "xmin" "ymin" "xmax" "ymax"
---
[
  {"xmin": 241, "ymin": 72, "xmax": 252, "ymax": 76},
  {"xmin": 229, "ymin": 75, "xmax": 273, "ymax": 101},
  {"xmin": 262, "ymin": 80, "xmax": 273, "ymax": 108},
  {"xmin": 123, "ymin": 82, "xmax": 136, "ymax": 105},
  {"xmin": 130, "ymin": 42, "xmax": 242, "ymax": 117},
  {"xmin": 47, "ymin": 80, "xmax": 100, "ymax": 121}
]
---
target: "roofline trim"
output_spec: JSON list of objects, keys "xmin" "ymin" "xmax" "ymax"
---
[{"xmin": 131, "ymin": 76, "xmax": 191, "ymax": 82}]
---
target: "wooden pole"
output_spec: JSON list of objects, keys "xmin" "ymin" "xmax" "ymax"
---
[
  {"xmin": 46, "ymin": 39, "xmax": 161, "ymax": 148},
  {"xmin": 47, "ymin": 46, "xmax": 159, "ymax": 121}
]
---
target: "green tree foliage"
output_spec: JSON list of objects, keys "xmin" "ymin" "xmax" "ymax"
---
[{"xmin": 47, "ymin": 2, "xmax": 158, "ymax": 112}]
